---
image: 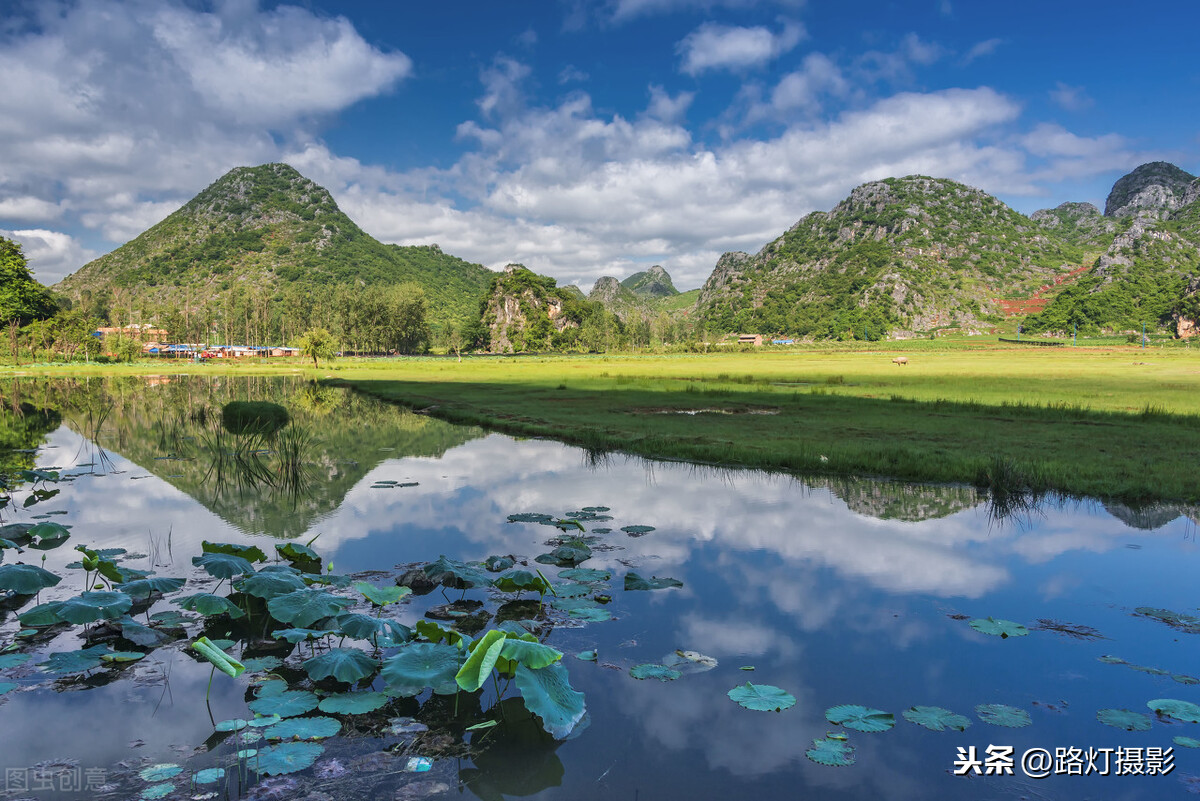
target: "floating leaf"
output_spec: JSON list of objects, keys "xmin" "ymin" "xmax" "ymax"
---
[
  {"xmin": 535, "ymin": 545, "xmax": 591, "ymax": 567},
  {"xmin": 264, "ymin": 716, "xmax": 342, "ymax": 741},
  {"xmin": 215, "ymin": 719, "xmax": 249, "ymax": 732},
  {"xmin": 252, "ymin": 742, "xmax": 324, "ymax": 775},
  {"xmin": 624, "ymin": 572, "xmax": 683, "ymax": 591},
  {"xmin": 100, "ymin": 650, "xmax": 145, "ymax": 664},
  {"xmin": 1135, "ymin": 607, "xmax": 1200, "ymax": 634},
  {"xmin": 26, "ymin": 522, "xmax": 71, "ymax": 550},
  {"xmin": 826, "ymin": 705, "xmax": 894, "ymax": 732},
  {"xmin": 248, "ymin": 690, "xmax": 319, "ymax": 719},
  {"xmin": 1147, "ymin": 698, "xmax": 1200, "ymax": 723},
  {"xmin": 568, "ymin": 607, "xmax": 612, "ymax": 622},
  {"xmin": 247, "ymin": 715, "xmax": 283, "ymax": 729},
  {"xmin": 903, "ymin": 706, "xmax": 971, "ymax": 732},
  {"xmin": 193, "ymin": 768, "xmax": 225, "ymax": 784},
  {"xmin": 118, "ymin": 577, "xmax": 186, "ymax": 600},
  {"xmin": 354, "ymin": 582, "xmax": 411, "ymax": 607},
  {"xmin": 494, "ymin": 570, "xmax": 550, "ymax": 595},
  {"xmin": 56, "ymin": 591, "xmax": 133, "ymax": 624},
  {"xmin": 268, "ymin": 589, "xmax": 351, "ymax": 628},
  {"xmin": 18, "ymin": 601, "xmax": 64, "ymax": 627},
  {"xmin": 413, "ymin": 620, "xmax": 463, "ymax": 648},
  {"xmin": 807, "ymin": 737, "xmax": 856, "ymax": 767},
  {"xmin": 1097, "ymin": 708, "xmax": 1153, "ymax": 731},
  {"xmin": 302, "ymin": 648, "xmax": 379, "ymax": 683},
  {"xmin": 336, "ymin": 613, "xmax": 411, "ymax": 644},
  {"xmin": 202, "ymin": 540, "xmax": 268, "ymax": 562},
  {"xmin": 192, "ymin": 552, "xmax": 255, "ymax": 580},
  {"xmin": 272, "ymin": 628, "xmax": 328, "ymax": 644},
  {"xmin": 662, "ymin": 650, "xmax": 718, "ymax": 674},
  {"xmin": 381, "ymin": 642, "xmax": 465, "ymax": 696},
  {"xmin": 0, "ymin": 563, "xmax": 61, "ymax": 594},
  {"xmin": 277, "ymin": 542, "xmax": 321, "ymax": 571},
  {"xmin": 236, "ymin": 572, "xmax": 308, "ymax": 599},
  {"xmin": 512, "ymin": 662, "xmax": 587, "ymax": 739},
  {"xmin": 191, "ymin": 636, "xmax": 246, "ymax": 678},
  {"xmin": 630, "ymin": 664, "xmax": 681, "ymax": 681},
  {"xmin": 423, "ymin": 556, "xmax": 493, "ymax": 589},
  {"xmin": 728, "ymin": 683, "xmax": 796, "ymax": 712},
  {"xmin": 558, "ymin": 568, "xmax": 610, "ymax": 583},
  {"xmin": 975, "ymin": 704, "xmax": 1032, "ymax": 728},
  {"xmin": 507, "ymin": 513, "xmax": 555, "ymax": 524},
  {"xmin": 318, "ymin": 692, "xmax": 390, "ymax": 715},
  {"xmin": 969, "ymin": 617, "xmax": 1030, "ymax": 639},
  {"xmin": 499, "ymin": 638, "xmax": 563, "ymax": 670},
  {"xmin": 176, "ymin": 593, "xmax": 245, "ymax": 619},
  {"xmin": 576, "ymin": 650, "xmax": 597, "ymax": 662},
  {"xmin": 0, "ymin": 653, "xmax": 31, "ymax": 669},
  {"xmin": 1175, "ymin": 736, "xmax": 1200, "ymax": 748},
  {"xmin": 139, "ymin": 764, "xmax": 183, "ymax": 782},
  {"xmin": 241, "ymin": 656, "xmax": 284, "ymax": 673},
  {"xmin": 620, "ymin": 525, "xmax": 655, "ymax": 537},
  {"xmin": 142, "ymin": 783, "xmax": 173, "ymax": 799},
  {"xmin": 39, "ymin": 645, "xmax": 111, "ymax": 673},
  {"xmin": 484, "ymin": 555, "xmax": 515, "ymax": 572}
]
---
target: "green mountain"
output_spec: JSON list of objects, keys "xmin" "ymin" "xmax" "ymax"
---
[
  {"xmin": 1104, "ymin": 161, "xmax": 1198, "ymax": 218},
  {"xmin": 588, "ymin": 276, "xmax": 646, "ymax": 322},
  {"xmin": 1030, "ymin": 202, "xmax": 1116, "ymax": 250},
  {"xmin": 474, "ymin": 264, "xmax": 614, "ymax": 352},
  {"xmin": 696, "ymin": 175, "xmax": 1086, "ymax": 339},
  {"xmin": 621, "ymin": 265, "xmax": 678, "ymax": 298},
  {"xmin": 54, "ymin": 163, "xmax": 494, "ymax": 339}
]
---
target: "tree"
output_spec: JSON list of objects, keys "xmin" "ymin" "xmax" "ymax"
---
[
  {"xmin": 0, "ymin": 237, "xmax": 57, "ymax": 326},
  {"xmin": 297, "ymin": 327, "xmax": 337, "ymax": 368}
]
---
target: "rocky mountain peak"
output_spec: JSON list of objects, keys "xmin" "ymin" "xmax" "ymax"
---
[
  {"xmin": 621, "ymin": 264, "xmax": 679, "ymax": 297},
  {"xmin": 1104, "ymin": 161, "xmax": 1197, "ymax": 218}
]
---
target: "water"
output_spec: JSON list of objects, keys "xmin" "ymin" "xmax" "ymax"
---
[{"xmin": 1, "ymin": 375, "xmax": 1199, "ymax": 799}]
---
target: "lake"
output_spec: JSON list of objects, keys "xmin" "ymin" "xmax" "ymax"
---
[{"xmin": 0, "ymin": 375, "xmax": 1198, "ymax": 800}]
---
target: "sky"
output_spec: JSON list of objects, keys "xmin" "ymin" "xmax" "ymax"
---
[{"xmin": 0, "ymin": 0, "xmax": 1197, "ymax": 291}]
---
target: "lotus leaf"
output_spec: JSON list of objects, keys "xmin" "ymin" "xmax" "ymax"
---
[
  {"xmin": 192, "ymin": 637, "xmax": 246, "ymax": 678},
  {"xmin": 382, "ymin": 641, "xmax": 465, "ymax": 696},
  {"xmin": 568, "ymin": 607, "xmax": 612, "ymax": 622},
  {"xmin": 0, "ymin": 563, "xmax": 61, "ymax": 594},
  {"xmin": 1174, "ymin": 674, "xmax": 1200, "ymax": 685},
  {"xmin": 215, "ymin": 719, "xmax": 249, "ymax": 732},
  {"xmin": 176, "ymin": 593, "xmax": 245, "ymax": 618},
  {"xmin": 336, "ymin": 613, "xmax": 411, "ymax": 644},
  {"xmin": 620, "ymin": 525, "xmax": 655, "ymax": 536},
  {"xmin": 149, "ymin": 610, "xmax": 191, "ymax": 628},
  {"xmin": 192, "ymin": 552, "xmax": 255, "ymax": 580},
  {"xmin": 1134, "ymin": 607, "xmax": 1200, "ymax": 633},
  {"xmin": 305, "ymin": 573, "xmax": 353, "ymax": 589},
  {"xmin": 1097, "ymin": 708, "xmax": 1153, "ymax": 731},
  {"xmin": 302, "ymin": 648, "xmax": 379, "ymax": 683},
  {"xmin": 1097, "ymin": 655, "xmax": 1127, "ymax": 664},
  {"xmin": 507, "ymin": 513, "xmax": 555, "ymax": 524},
  {"xmin": 116, "ymin": 617, "xmax": 170, "ymax": 647},
  {"xmin": 558, "ymin": 568, "xmax": 610, "ymax": 582},
  {"xmin": 512, "ymin": 662, "xmax": 586, "ymax": 739},
  {"xmin": 259, "ymin": 564, "xmax": 302, "ymax": 575},
  {"xmin": 0, "ymin": 653, "xmax": 31, "ymax": 669},
  {"xmin": 18, "ymin": 601, "xmax": 64, "ymax": 627},
  {"xmin": 552, "ymin": 582, "xmax": 591, "ymax": 599},
  {"xmin": 1175, "ymin": 736, "xmax": 1200, "ymax": 748},
  {"xmin": 39, "ymin": 645, "xmax": 111, "ymax": 673},
  {"xmin": 354, "ymin": 581, "xmax": 411, "ymax": 607},
  {"xmin": 247, "ymin": 715, "xmax": 283, "ymax": 728},
  {"xmin": 1147, "ymin": 698, "xmax": 1200, "ymax": 723},
  {"xmin": 236, "ymin": 749, "xmax": 259, "ymax": 759},
  {"xmin": 141, "ymin": 783, "xmax": 173, "ymax": 799},
  {"xmin": 456, "ymin": 630, "xmax": 508, "ymax": 692},
  {"xmin": 577, "ymin": 650, "xmax": 597, "ymax": 662},
  {"xmin": 624, "ymin": 572, "xmax": 683, "ymax": 591},
  {"xmin": 969, "ymin": 617, "xmax": 1030, "ymax": 638},
  {"xmin": 414, "ymin": 620, "xmax": 464, "ymax": 648},
  {"xmin": 902, "ymin": 706, "xmax": 971, "ymax": 732},
  {"xmin": 100, "ymin": 651, "xmax": 145, "ymax": 663},
  {"xmin": 582, "ymin": 506, "xmax": 610, "ymax": 512},
  {"xmin": 975, "ymin": 703, "xmax": 1032, "ymax": 728},
  {"xmin": 193, "ymin": 768, "xmax": 225, "ymax": 784},
  {"xmin": 662, "ymin": 650, "xmax": 718, "ymax": 674},
  {"xmin": 484, "ymin": 555, "xmax": 515, "ymax": 572},
  {"xmin": 728, "ymin": 683, "xmax": 796, "ymax": 712},
  {"xmin": 273, "ymin": 628, "xmax": 328, "ymax": 644},
  {"xmin": 268, "ymin": 589, "xmax": 351, "ymax": 628},
  {"xmin": 318, "ymin": 692, "xmax": 390, "ymax": 715},
  {"xmin": 553, "ymin": 519, "xmax": 586, "ymax": 531},
  {"xmin": 0, "ymin": 683, "xmax": 16, "ymax": 694},
  {"xmin": 264, "ymin": 716, "xmax": 342, "ymax": 740},
  {"xmin": 26, "ymin": 522, "xmax": 70, "ymax": 550},
  {"xmin": 423, "ymin": 556, "xmax": 493, "ymax": 589},
  {"xmin": 630, "ymin": 664, "xmax": 681, "ymax": 681},
  {"xmin": 202, "ymin": 541, "xmax": 268, "ymax": 563},
  {"xmin": 237, "ymin": 572, "xmax": 307, "ymax": 599},
  {"xmin": 118, "ymin": 577, "xmax": 186, "ymax": 599},
  {"xmin": 252, "ymin": 742, "xmax": 324, "ymax": 775},
  {"xmin": 241, "ymin": 656, "xmax": 284, "ymax": 672},
  {"xmin": 277, "ymin": 542, "xmax": 321, "ymax": 570},
  {"xmin": 499, "ymin": 638, "xmax": 563, "ymax": 670},
  {"xmin": 806, "ymin": 737, "xmax": 856, "ymax": 767},
  {"xmin": 248, "ymin": 690, "xmax": 319, "ymax": 719},
  {"xmin": 825, "ymin": 705, "xmax": 895, "ymax": 732},
  {"xmin": 56, "ymin": 591, "xmax": 133, "ymax": 624},
  {"xmin": 534, "ymin": 545, "xmax": 591, "ymax": 567},
  {"xmin": 139, "ymin": 764, "xmax": 183, "ymax": 782},
  {"xmin": 494, "ymin": 570, "xmax": 551, "ymax": 595}
]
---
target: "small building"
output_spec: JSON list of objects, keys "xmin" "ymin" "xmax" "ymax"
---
[{"xmin": 737, "ymin": 334, "xmax": 763, "ymax": 346}]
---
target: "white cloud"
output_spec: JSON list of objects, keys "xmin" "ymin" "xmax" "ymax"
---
[
  {"xmin": 559, "ymin": 65, "xmax": 589, "ymax": 84},
  {"xmin": 1049, "ymin": 81, "xmax": 1093, "ymax": 111},
  {"xmin": 769, "ymin": 53, "xmax": 848, "ymax": 113},
  {"xmin": 1021, "ymin": 123, "xmax": 1143, "ymax": 182},
  {"xmin": 677, "ymin": 20, "xmax": 805, "ymax": 75},
  {"xmin": 1, "ymin": 228, "xmax": 99, "ymax": 284},
  {"xmin": 962, "ymin": 37, "xmax": 1003, "ymax": 64},
  {"xmin": 858, "ymin": 33, "xmax": 944, "ymax": 83},
  {"xmin": 644, "ymin": 85, "xmax": 695, "ymax": 123},
  {"xmin": 610, "ymin": 0, "xmax": 804, "ymax": 22},
  {"xmin": 0, "ymin": 196, "xmax": 65, "ymax": 222}
]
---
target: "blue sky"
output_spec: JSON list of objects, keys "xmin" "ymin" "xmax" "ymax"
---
[{"xmin": 0, "ymin": 0, "xmax": 1196, "ymax": 290}]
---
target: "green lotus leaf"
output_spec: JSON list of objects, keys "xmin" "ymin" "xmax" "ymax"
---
[
  {"xmin": 1097, "ymin": 655, "xmax": 1127, "ymax": 664},
  {"xmin": 548, "ymin": 596, "xmax": 599, "ymax": 612},
  {"xmin": 728, "ymin": 683, "xmax": 797, "ymax": 712},
  {"xmin": 193, "ymin": 768, "xmax": 225, "ymax": 784},
  {"xmin": 484, "ymin": 555, "xmax": 515, "ymax": 572},
  {"xmin": 241, "ymin": 656, "xmax": 284, "ymax": 672},
  {"xmin": 494, "ymin": 570, "xmax": 551, "ymax": 594},
  {"xmin": 139, "ymin": 763, "xmax": 183, "ymax": 782},
  {"xmin": 0, "ymin": 653, "xmax": 31, "ymax": 669},
  {"xmin": 423, "ymin": 556, "xmax": 493, "ymax": 589},
  {"xmin": 568, "ymin": 607, "xmax": 612, "ymax": 622},
  {"xmin": 276, "ymin": 542, "xmax": 321, "ymax": 571},
  {"xmin": 1135, "ymin": 607, "xmax": 1200, "ymax": 633},
  {"xmin": 202, "ymin": 541, "xmax": 268, "ymax": 563},
  {"xmin": 1173, "ymin": 674, "xmax": 1200, "ymax": 685},
  {"xmin": 251, "ymin": 742, "xmax": 324, "ymax": 775},
  {"xmin": 576, "ymin": 650, "xmax": 598, "ymax": 662},
  {"xmin": 534, "ymin": 545, "xmax": 591, "ymax": 567},
  {"xmin": 264, "ymin": 716, "xmax": 342, "ymax": 740},
  {"xmin": 902, "ymin": 706, "xmax": 971, "ymax": 732},
  {"xmin": 1175, "ymin": 736, "xmax": 1200, "ymax": 748},
  {"xmin": 1147, "ymin": 698, "xmax": 1200, "ymax": 723},
  {"xmin": 26, "ymin": 522, "xmax": 71, "ymax": 550},
  {"xmin": 381, "ymin": 642, "xmax": 465, "ymax": 696},
  {"xmin": 552, "ymin": 582, "xmax": 591, "ymax": 599},
  {"xmin": 248, "ymin": 690, "xmax": 319, "ymax": 719},
  {"xmin": 806, "ymin": 737, "xmax": 856, "ymax": 767},
  {"xmin": 149, "ymin": 610, "xmax": 191, "ymax": 628},
  {"xmin": 56, "ymin": 591, "xmax": 133, "ymax": 624},
  {"xmin": 247, "ymin": 714, "xmax": 283, "ymax": 728},
  {"xmin": 259, "ymin": 564, "xmax": 302, "ymax": 575},
  {"xmin": 191, "ymin": 636, "xmax": 246, "ymax": 678},
  {"xmin": 100, "ymin": 650, "xmax": 145, "ymax": 663},
  {"xmin": 1097, "ymin": 708, "xmax": 1153, "ymax": 731},
  {"xmin": 512, "ymin": 662, "xmax": 587, "ymax": 739},
  {"xmin": 336, "ymin": 613, "xmax": 411, "ymax": 644},
  {"xmin": 236, "ymin": 749, "xmax": 258, "ymax": 759},
  {"xmin": 553, "ymin": 518, "xmax": 586, "ymax": 531},
  {"xmin": 267, "ymin": 589, "xmax": 351, "ymax": 628},
  {"xmin": 18, "ymin": 601, "xmax": 64, "ymax": 626},
  {"xmin": 271, "ymin": 628, "xmax": 328, "ymax": 644},
  {"xmin": 507, "ymin": 513, "xmax": 556, "ymax": 524},
  {"xmin": 192, "ymin": 552, "xmax": 255, "ymax": 580},
  {"xmin": 0, "ymin": 683, "xmax": 16, "ymax": 694},
  {"xmin": 581, "ymin": 506, "xmax": 610, "ymax": 512},
  {"xmin": 662, "ymin": 650, "xmax": 718, "ymax": 674},
  {"xmin": 0, "ymin": 563, "xmax": 62, "ymax": 594},
  {"xmin": 499, "ymin": 638, "xmax": 563, "ymax": 670},
  {"xmin": 115, "ymin": 617, "xmax": 170, "ymax": 647},
  {"xmin": 624, "ymin": 572, "xmax": 683, "ymax": 591},
  {"xmin": 620, "ymin": 525, "xmax": 656, "ymax": 537},
  {"xmin": 630, "ymin": 664, "xmax": 681, "ymax": 681},
  {"xmin": 118, "ymin": 577, "xmax": 186, "ymax": 600},
  {"xmin": 975, "ymin": 703, "xmax": 1032, "ymax": 728},
  {"xmin": 305, "ymin": 573, "xmax": 353, "ymax": 588},
  {"xmin": 969, "ymin": 617, "xmax": 1030, "ymax": 638},
  {"xmin": 558, "ymin": 568, "xmax": 611, "ymax": 582},
  {"xmin": 456, "ymin": 630, "xmax": 508, "ymax": 692},
  {"xmin": 176, "ymin": 593, "xmax": 245, "ymax": 618},
  {"xmin": 141, "ymin": 783, "xmax": 173, "ymax": 799},
  {"xmin": 236, "ymin": 571, "xmax": 308, "ymax": 599},
  {"xmin": 318, "ymin": 691, "xmax": 390, "ymax": 715},
  {"xmin": 354, "ymin": 581, "xmax": 411, "ymax": 607},
  {"xmin": 414, "ymin": 620, "xmax": 464, "ymax": 648},
  {"xmin": 39, "ymin": 645, "xmax": 111, "ymax": 674},
  {"xmin": 302, "ymin": 648, "xmax": 379, "ymax": 683},
  {"xmin": 215, "ymin": 719, "xmax": 249, "ymax": 732}
]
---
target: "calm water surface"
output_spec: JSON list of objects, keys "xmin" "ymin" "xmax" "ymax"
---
[{"xmin": 0, "ymin": 375, "xmax": 1198, "ymax": 800}]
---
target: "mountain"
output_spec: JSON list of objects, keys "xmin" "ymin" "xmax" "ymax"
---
[
  {"xmin": 475, "ymin": 264, "xmax": 612, "ymax": 352},
  {"xmin": 621, "ymin": 265, "xmax": 678, "ymax": 298},
  {"xmin": 695, "ymin": 176, "xmax": 1086, "ymax": 338},
  {"xmin": 1104, "ymin": 161, "xmax": 1198, "ymax": 218},
  {"xmin": 1030, "ymin": 202, "xmax": 1116, "ymax": 250},
  {"xmin": 588, "ymin": 276, "xmax": 646, "ymax": 322},
  {"xmin": 54, "ymin": 163, "xmax": 494, "ymax": 338}
]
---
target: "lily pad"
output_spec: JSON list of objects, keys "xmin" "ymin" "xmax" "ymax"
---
[
  {"xmin": 336, "ymin": 613, "xmax": 411, "ymax": 644},
  {"xmin": 969, "ymin": 617, "xmax": 1030, "ymax": 638},
  {"xmin": 176, "ymin": 593, "xmax": 246, "ymax": 619},
  {"xmin": 577, "ymin": 650, "xmax": 598, "ymax": 662},
  {"xmin": 268, "ymin": 589, "xmax": 351, "ymax": 628},
  {"xmin": 248, "ymin": 690, "xmax": 319, "ymax": 719},
  {"xmin": 26, "ymin": 522, "xmax": 71, "ymax": 550},
  {"xmin": 241, "ymin": 656, "xmax": 284, "ymax": 673},
  {"xmin": 512, "ymin": 662, "xmax": 587, "ymax": 739},
  {"xmin": 264, "ymin": 716, "xmax": 342, "ymax": 740},
  {"xmin": 494, "ymin": 570, "xmax": 551, "ymax": 595},
  {"xmin": 56, "ymin": 591, "xmax": 133, "ymax": 624},
  {"xmin": 1097, "ymin": 708, "xmax": 1153, "ymax": 731},
  {"xmin": 620, "ymin": 525, "xmax": 656, "ymax": 537},
  {"xmin": 662, "ymin": 650, "xmax": 718, "ymax": 674},
  {"xmin": 18, "ymin": 601, "xmax": 64, "ymax": 627},
  {"xmin": 568, "ymin": 607, "xmax": 612, "ymax": 622},
  {"xmin": 624, "ymin": 572, "xmax": 683, "ymax": 591},
  {"xmin": 728, "ymin": 683, "xmax": 796, "ymax": 712},
  {"xmin": 826, "ymin": 705, "xmax": 895, "ymax": 732},
  {"xmin": 302, "ymin": 648, "xmax": 379, "ymax": 683},
  {"xmin": 806, "ymin": 736, "xmax": 856, "ymax": 767},
  {"xmin": 114, "ymin": 618, "xmax": 168, "ymax": 648},
  {"xmin": 381, "ymin": 642, "xmax": 465, "ymax": 696},
  {"xmin": 117, "ymin": 577, "xmax": 186, "ymax": 600},
  {"xmin": 534, "ymin": 545, "xmax": 592, "ymax": 567},
  {"xmin": 902, "ymin": 706, "xmax": 971, "ymax": 732},
  {"xmin": 484, "ymin": 555, "xmax": 516, "ymax": 572},
  {"xmin": 552, "ymin": 582, "xmax": 592, "ymax": 599},
  {"xmin": 236, "ymin": 572, "xmax": 307, "ymax": 599},
  {"xmin": 1175, "ymin": 736, "xmax": 1200, "ymax": 748},
  {"xmin": 215, "ymin": 719, "xmax": 249, "ymax": 732},
  {"xmin": 507, "ymin": 513, "xmax": 555, "ymax": 524},
  {"xmin": 975, "ymin": 703, "xmax": 1032, "ymax": 728},
  {"xmin": 252, "ymin": 742, "xmax": 324, "ymax": 775},
  {"xmin": 318, "ymin": 692, "xmax": 390, "ymax": 715},
  {"xmin": 630, "ymin": 664, "xmax": 681, "ymax": 681},
  {"xmin": 354, "ymin": 581, "xmax": 411, "ymax": 607},
  {"xmin": 141, "ymin": 783, "xmax": 173, "ymax": 799},
  {"xmin": 272, "ymin": 628, "xmax": 329, "ymax": 644},
  {"xmin": 1147, "ymin": 698, "xmax": 1200, "ymax": 723},
  {"xmin": 192, "ymin": 551, "xmax": 256, "ymax": 579},
  {"xmin": 423, "ymin": 556, "xmax": 493, "ymax": 589},
  {"xmin": 202, "ymin": 541, "xmax": 268, "ymax": 563},
  {"xmin": 193, "ymin": 768, "xmax": 225, "ymax": 784},
  {"xmin": 558, "ymin": 568, "xmax": 611, "ymax": 582},
  {"xmin": 139, "ymin": 764, "xmax": 183, "ymax": 782},
  {"xmin": 0, "ymin": 563, "xmax": 61, "ymax": 594},
  {"xmin": 0, "ymin": 653, "xmax": 31, "ymax": 669}
]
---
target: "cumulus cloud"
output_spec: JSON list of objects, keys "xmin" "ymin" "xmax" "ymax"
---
[
  {"xmin": 1049, "ymin": 81, "xmax": 1093, "ymax": 111},
  {"xmin": 769, "ymin": 53, "xmax": 848, "ymax": 113},
  {"xmin": 677, "ymin": 20, "xmax": 805, "ymax": 75},
  {"xmin": 962, "ymin": 37, "xmax": 1004, "ymax": 64},
  {"xmin": 1, "ymin": 228, "xmax": 99, "ymax": 284}
]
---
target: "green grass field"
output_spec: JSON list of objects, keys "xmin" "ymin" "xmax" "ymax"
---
[{"xmin": 6, "ymin": 339, "xmax": 1200, "ymax": 503}]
